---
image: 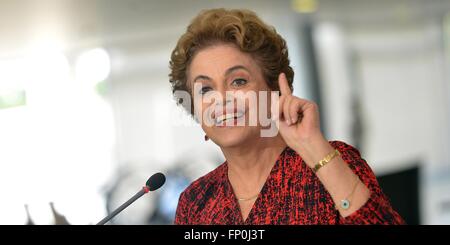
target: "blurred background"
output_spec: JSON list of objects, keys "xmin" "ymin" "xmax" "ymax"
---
[{"xmin": 0, "ymin": 0, "xmax": 449, "ymax": 225}]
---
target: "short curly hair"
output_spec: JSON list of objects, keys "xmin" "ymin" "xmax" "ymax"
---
[{"xmin": 169, "ymin": 8, "xmax": 294, "ymax": 114}]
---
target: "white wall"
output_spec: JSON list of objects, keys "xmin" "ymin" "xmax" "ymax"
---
[{"xmin": 313, "ymin": 20, "xmax": 450, "ymax": 224}]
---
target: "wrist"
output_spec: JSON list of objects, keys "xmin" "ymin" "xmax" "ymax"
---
[{"xmin": 293, "ymin": 133, "xmax": 334, "ymax": 168}]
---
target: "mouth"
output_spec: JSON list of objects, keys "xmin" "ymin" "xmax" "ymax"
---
[{"xmin": 215, "ymin": 111, "xmax": 245, "ymax": 126}]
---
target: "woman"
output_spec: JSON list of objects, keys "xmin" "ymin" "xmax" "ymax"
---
[{"xmin": 169, "ymin": 8, "xmax": 404, "ymax": 224}]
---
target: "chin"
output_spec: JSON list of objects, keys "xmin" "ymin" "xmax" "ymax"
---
[{"xmin": 208, "ymin": 126, "xmax": 255, "ymax": 148}]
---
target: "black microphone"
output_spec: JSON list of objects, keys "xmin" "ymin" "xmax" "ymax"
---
[{"xmin": 96, "ymin": 172, "xmax": 166, "ymax": 225}]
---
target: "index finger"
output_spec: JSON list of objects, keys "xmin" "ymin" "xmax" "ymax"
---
[{"xmin": 278, "ymin": 73, "xmax": 292, "ymax": 96}]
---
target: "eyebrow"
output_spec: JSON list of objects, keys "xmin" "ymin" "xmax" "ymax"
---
[
  {"xmin": 192, "ymin": 65, "xmax": 250, "ymax": 84},
  {"xmin": 225, "ymin": 65, "xmax": 250, "ymax": 77}
]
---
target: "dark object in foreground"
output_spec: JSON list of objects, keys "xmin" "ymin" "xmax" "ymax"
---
[{"xmin": 96, "ymin": 172, "xmax": 166, "ymax": 225}]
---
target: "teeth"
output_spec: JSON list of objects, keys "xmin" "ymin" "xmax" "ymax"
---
[{"xmin": 216, "ymin": 112, "xmax": 244, "ymax": 124}]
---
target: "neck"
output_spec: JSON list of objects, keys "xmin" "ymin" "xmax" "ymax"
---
[{"xmin": 221, "ymin": 134, "xmax": 287, "ymax": 184}]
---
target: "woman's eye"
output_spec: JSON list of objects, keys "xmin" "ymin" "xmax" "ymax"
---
[
  {"xmin": 231, "ymin": 78, "xmax": 247, "ymax": 87},
  {"xmin": 200, "ymin": 86, "xmax": 212, "ymax": 95}
]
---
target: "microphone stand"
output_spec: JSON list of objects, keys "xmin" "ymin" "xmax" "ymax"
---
[{"xmin": 96, "ymin": 186, "xmax": 149, "ymax": 225}]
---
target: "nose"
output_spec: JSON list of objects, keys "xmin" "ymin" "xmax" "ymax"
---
[
  {"xmin": 212, "ymin": 89, "xmax": 235, "ymax": 119},
  {"xmin": 214, "ymin": 87, "xmax": 233, "ymax": 107}
]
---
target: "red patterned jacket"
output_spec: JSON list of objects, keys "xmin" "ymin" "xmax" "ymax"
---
[{"xmin": 175, "ymin": 141, "xmax": 405, "ymax": 224}]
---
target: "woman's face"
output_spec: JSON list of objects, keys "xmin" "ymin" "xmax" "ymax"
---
[{"xmin": 188, "ymin": 44, "xmax": 273, "ymax": 148}]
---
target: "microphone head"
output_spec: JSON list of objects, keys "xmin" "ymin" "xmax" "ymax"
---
[{"xmin": 146, "ymin": 172, "xmax": 166, "ymax": 191}]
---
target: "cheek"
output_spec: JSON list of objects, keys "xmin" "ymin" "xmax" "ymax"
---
[
  {"xmin": 192, "ymin": 99, "xmax": 202, "ymax": 117},
  {"xmin": 193, "ymin": 100, "xmax": 215, "ymax": 127}
]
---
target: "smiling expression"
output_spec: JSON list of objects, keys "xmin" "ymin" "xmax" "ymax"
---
[{"xmin": 188, "ymin": 44, "xmax": 275, "ymax": 147}]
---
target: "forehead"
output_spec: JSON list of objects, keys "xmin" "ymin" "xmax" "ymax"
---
[{"xmin": 188, "ymin": 44, "xmax": 259, "ymax": 78}]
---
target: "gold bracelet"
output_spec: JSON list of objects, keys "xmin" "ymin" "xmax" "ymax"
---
[{"xmin": 313, "ymin": 149, "xmax": 340, "ymax": 173}]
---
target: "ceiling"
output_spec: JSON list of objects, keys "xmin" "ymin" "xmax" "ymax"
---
[{"xmin": 0, "ymin": 0, "xmax": 449, "ymax": 58}]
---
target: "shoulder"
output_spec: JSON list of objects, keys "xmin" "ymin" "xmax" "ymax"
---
[
  {"xmin": 329, "ymin": 140, "xmax": 362, "ymax": 157},
  {"xmin": 328, "ymin": 140, "xmax": 367, "ymax": 168},
  {"xmin": 174, "ymin": 162, "xmax": 227, "ymax": 224},
  {"xmin": 177, "ymin": 162, "xmax": 227, "ymax": 206},
  {"xmin": 327, "ymin": 140, "xmax": 378, "ymax": 185}
]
